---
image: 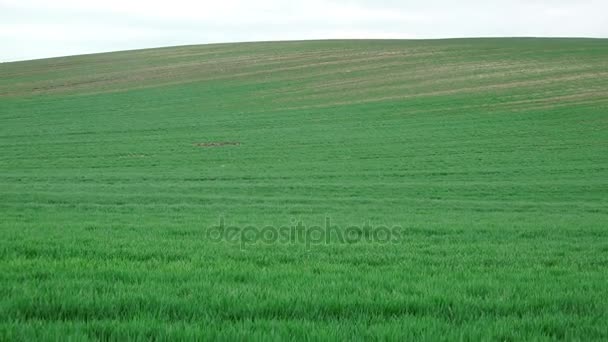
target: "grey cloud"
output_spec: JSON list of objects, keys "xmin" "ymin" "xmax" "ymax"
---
[{"xmin": 1, "ymin": 0, "xmax": 606, "ymax": 62}]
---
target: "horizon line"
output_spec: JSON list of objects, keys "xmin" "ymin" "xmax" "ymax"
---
[{"xmin": 2, "ymin": 36, "xmax": 606, "ymax": 64}]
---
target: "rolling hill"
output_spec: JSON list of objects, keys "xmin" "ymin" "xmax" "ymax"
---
[{"xmin": 1, "ymin": 38, "xmax": 607, "ymax": 340}]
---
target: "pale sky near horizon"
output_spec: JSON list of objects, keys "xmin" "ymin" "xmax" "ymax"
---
[{"xmin": 1, "ymin": 0, "xmax": 607, "ymax": 62}]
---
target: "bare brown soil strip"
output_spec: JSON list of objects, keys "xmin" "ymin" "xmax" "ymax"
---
[
  {"xmin": 194, "ymin": 142, "xmax": 241, "ymax": 148},
  {"xmin": 275, "ymin": 71, "xmax": 608, "ymax": 111},
  {"xmin": 0, "ymin": 49, "xmax": 443, "ymax": 97}
]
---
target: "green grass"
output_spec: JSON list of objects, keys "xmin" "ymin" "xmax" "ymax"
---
[{"xmin": 1, "ymin": 38, "xmax": 607, "ymax": 340}]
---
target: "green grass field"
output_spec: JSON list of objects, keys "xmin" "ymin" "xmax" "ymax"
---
[{"xmin": 1, "ymin": 38, "xmax": 607, "ymax": 340}]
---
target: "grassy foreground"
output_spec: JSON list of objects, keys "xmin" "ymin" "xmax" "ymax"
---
[{"xmin": 1, "ymin": 38, "xmax": 607, "ymax": 340}]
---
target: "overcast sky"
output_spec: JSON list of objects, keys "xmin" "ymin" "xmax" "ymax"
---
[{"xmin": 1, "ymin": 0, "xmax": 607, "ymax": 62}]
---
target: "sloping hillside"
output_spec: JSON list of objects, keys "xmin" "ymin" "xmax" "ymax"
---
[{"xmin": 1, "ymin": 39, "xmax": 607, "ymax": 340}]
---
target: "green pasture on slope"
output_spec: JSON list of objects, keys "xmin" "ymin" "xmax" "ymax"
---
[{"xmin": 1, "ymin": 38, "xmax": 607, "ymax": 340}]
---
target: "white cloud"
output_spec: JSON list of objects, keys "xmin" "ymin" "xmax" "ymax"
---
[{"xmin": 1, "ymin": 0, "xmax": 607, "ymax": 61}]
